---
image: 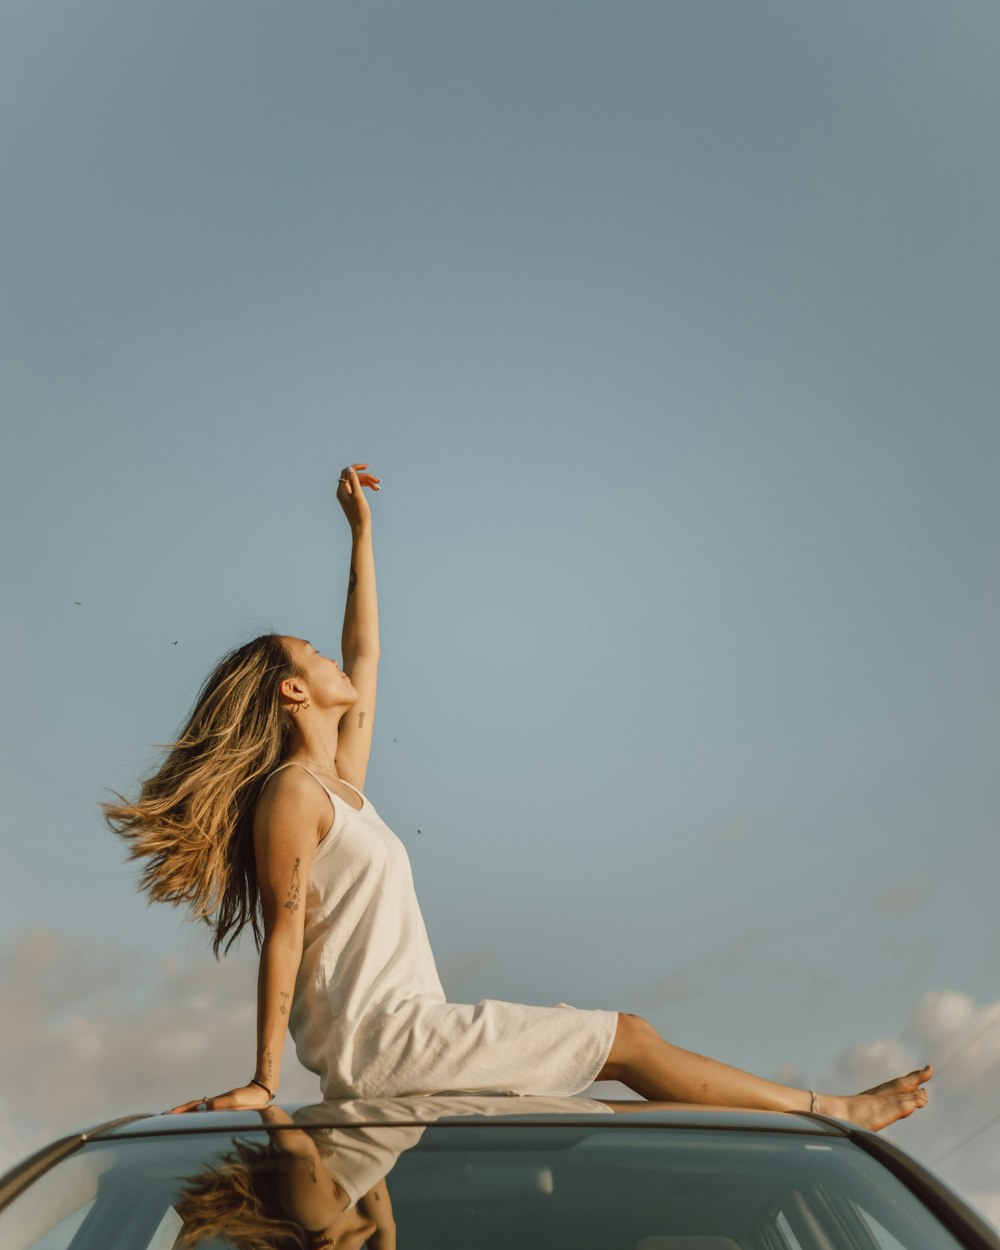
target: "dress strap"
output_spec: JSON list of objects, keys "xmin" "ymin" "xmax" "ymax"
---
[
  {"xmin": 266, "ymin": 761, "xmax": 365, "ymax": 811},
  {"xmin": 266, "ymin": 760, "xmax": 328, "ymax": 790},
  {"xmin": 337, "ymin": 775, "xmax": 365, "ymax": 802}
]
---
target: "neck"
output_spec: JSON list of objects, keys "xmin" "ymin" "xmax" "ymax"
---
[{"xmin": 288, "ymin": 711, "xmax": 341, "ymax": 772}]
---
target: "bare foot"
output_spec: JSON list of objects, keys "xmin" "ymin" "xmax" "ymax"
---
[
  {"xmin": 861, "ymin": 1064, "xmax": 933, "ymax": 1097},
  {"xmin": 817, "ymin": 1066, "xmax": 932, "ymax": 1131}
]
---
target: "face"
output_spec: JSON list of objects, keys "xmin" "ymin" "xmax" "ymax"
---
[{"xmin": 279, "ymin": 636, "xmax": 357, "ymax": 710}]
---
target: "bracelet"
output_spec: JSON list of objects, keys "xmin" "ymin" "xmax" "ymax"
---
[{"xmin": 249, "ymin": 1076, "xmax": 276, "ymax": 1101}]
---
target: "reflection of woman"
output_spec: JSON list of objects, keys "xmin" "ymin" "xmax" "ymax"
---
[
  {"xmin": 175, "ymin": 1095, "xmax": 604, "ymax": 1249},
  {"xmin": 292, "ymin": 1093, "xmax": 617, "ymax": 1206},
  {"xmin": 106, "ymin": 462, "xmax": 931, "ymax": 1131},
  {"xmin": 174, "ymin": 1106, "xmax": 393, "ymax": 1250}
]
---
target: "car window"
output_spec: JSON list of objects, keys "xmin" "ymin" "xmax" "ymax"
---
[
  {"xmin": 853, "ymin": 1208, "xmax": 913, "ymax": 1250},
  {"xmin": 0, "ymin": 1126, "xmax": 977, "ymax": 1250},
  {"xmin": 775, "ymin": 1209, "xmax": 807, "ymax": 1250},
  {"xmin": 29, "ymin": 1199, "xmax": 95, "ymax": 1250}
]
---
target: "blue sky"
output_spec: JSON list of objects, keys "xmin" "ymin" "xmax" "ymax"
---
[{"xmin": 2, "ymin": 0, "xmax": 999, "ymax": 1219}]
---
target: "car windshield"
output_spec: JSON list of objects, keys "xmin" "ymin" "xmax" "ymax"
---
[{"xmin": 0, "ymin": 1124, "xmax": 972, "ymax": 1250}]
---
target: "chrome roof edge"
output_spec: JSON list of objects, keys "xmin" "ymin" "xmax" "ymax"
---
[
  {"xmin": 0, "ymin": 1114, "xmax": 153, "ymax": 1214},
  {"xmin": 92, "ymin": 1105, "xmax": 850, "ymax": 1140}
]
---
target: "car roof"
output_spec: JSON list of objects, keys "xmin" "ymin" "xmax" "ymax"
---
[
  {"xmin": 13, "ymin": 1100, "xmax": 1000, "ymax": 1250},
  {"xmin": 89, "ymin": 1101, "xmax": 850, "ymax": 1141}
]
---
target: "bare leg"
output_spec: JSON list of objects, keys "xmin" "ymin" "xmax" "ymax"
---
[{"xmin": 596, "ymin": 1014, "xmax": 931, "ymax": 1132}]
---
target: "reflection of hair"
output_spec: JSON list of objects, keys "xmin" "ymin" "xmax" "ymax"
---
[
  {"xmin": 174, "ymin": 1137, "xmax": 308, "ymax": 1250},
  {"xmin": 103, "ymin": 634, "xmax": 303, "ymax": 957}
]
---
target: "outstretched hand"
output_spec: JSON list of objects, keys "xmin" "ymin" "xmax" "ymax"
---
[
  {"xmin": 165, "ymin": 1082, "xmax": 273, "ymax": 1115},
  {"xmin": 337, "ymin": 463, "xmax": 381, "ymax": 532}
]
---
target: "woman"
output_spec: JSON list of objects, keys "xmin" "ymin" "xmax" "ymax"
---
[
  {"xmin": 105, "ymin": 462, "xmax": 931, "ymax": 1130},
  {"xmin": 173, "ymin": 1103, "xmax": 392, "ymax": 1250}
]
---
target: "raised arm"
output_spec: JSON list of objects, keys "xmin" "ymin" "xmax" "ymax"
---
[{"xmin": 335, "ymin": 462, "xmax": 381, "ymax": 792}]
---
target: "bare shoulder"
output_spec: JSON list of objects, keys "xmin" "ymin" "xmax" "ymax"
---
[
  {"xmin": 254, "ymin": 764, "xmax": 329, "ymax": 845},
  {"xmin": 253, "ymin": 766, "xmax": 328, "ymax": 940}
]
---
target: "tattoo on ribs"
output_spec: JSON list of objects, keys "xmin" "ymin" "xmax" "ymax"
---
[
  {"xmin": 284, "ymin": 858, "xmax": 301, "ymax": 912},
  {"xmin": 280, "ymin": 991, "xmax": 290, "ymax": 1015},
  {"xmin": 347, "ymin": 566, "xmax": 358, "ymax": 597}
]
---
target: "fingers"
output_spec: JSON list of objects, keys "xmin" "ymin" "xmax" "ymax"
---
[
  {"xmin": 349, "ymin": 465, "xmax": 381, "ymax": 490},
  {"xmin": 338, "ymin": 464, "xmax": 382, "ymax": 494},
  {"xmin": 166, "ymin": 1097, "xmax": 212, "ymax": 1115}
]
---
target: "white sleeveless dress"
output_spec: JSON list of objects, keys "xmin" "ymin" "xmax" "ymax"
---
[{"xmin": 273, "ymin": 763, "xmax": 620, "ymax": 1101}]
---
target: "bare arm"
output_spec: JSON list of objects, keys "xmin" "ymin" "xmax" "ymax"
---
[
  {"xmin": 262, "ymin": 1110, "xmax": 352, "ymax": 1238},
  {"xmin": 335, "ymin": 463, "xmax": 381, "ymax": 791},
  {"xmin": 167, "ymin": 768, "xmax": 326, "ymax": 1114},
  {"xmin": 359, "ymin": 1177, "xmax": 397, "ymax": 1250},
  {"xmin": 251, "ymin": 768, "xmax": 327, "ymax": 1094},
  {"xmin": 253, "ymin": 936, "xmax": 302, "ymax": 1095}
]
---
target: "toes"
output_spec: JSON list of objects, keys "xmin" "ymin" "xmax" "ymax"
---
[
  {"xmin": 862, "ymin": 1066, "xmax": 933, "ymax": 1097},
  {"xmin": 901, "ymin": 1087, "xmax": 928, "ymax": 1115}
]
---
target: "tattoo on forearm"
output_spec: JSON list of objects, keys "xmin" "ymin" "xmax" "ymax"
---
[
  {"xmin": 284, "ymin": 858, "xmax": 301, "ymax": 912},
  {"xmin": 358, "ymin": 710, "xmax": 365, "ymax": 729},
  {"xmin": 305, "ymin": 1155, "xmax": 317, "ymax": 1184},
  {"xmin": 280, "ymin": 991, "xmax": 290, "ymax": 1015},
  {"xmin": 347, "ymin": 566, "xmax": 358, "ymax": 597}
]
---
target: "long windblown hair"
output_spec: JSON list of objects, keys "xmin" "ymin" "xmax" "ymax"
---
[
  {"xmin": 174, "ymin": 1137, "xmax": 309, "ymax": 1250},
  {"xmin": 103, "ymin": 633, "xmax": 303, "ymax": 958}
]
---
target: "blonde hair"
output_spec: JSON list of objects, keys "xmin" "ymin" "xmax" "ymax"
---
[
  {"xmin": 103, "ymin": 634, "xmax": 303, "ymax": 958},
  {"xmin": 174, "ymin": 1137, "xmax": 308, "ymax": 1250}
]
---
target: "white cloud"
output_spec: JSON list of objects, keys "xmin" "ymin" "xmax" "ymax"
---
[{"xmin": 0, "ymin": 926, "xmax": 324, "ymax": 1174}]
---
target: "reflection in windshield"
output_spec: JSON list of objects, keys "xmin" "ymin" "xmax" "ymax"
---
[
  {"xmin": 174, "ymin": 1131, "xmax": 375, "ymax": 1250},
  {"xmin": 174, "ymin": 1093, "xmax": 611, "ymax": 1249},
  {"xmin": 0, "ymin": 1096, "xmax": 972, "ymax": 1250}
]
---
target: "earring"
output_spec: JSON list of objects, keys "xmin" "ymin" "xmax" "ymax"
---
[{"xmin": 301, "ymin": 698, "xmax": 311, "ymax": 711}]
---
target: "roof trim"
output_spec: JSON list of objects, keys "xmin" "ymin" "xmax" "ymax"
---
[
  {"xmin": 847, "ymin": 1126, "xmax": 1000, "ymax": 1250},
  {"xmin": 0, "ymin": 1114, "xmax": 152, "ymax": 1215},
  {"xmin": 91, "ymin": 1110, "xmax": 849, "ymax": 1142}
]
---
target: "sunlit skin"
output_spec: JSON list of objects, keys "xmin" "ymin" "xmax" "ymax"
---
[
  {"xmin": 166, "ymin": 461, "xmax": 932, "ymax": 1133},
  {"xmin": 262, "ymin": 1106, "xmax": 395, "ymax": 1250},
  {"xmin": 594, "ymin": 1016, "xmax": 931, "ymax": 1130},
  {"xmin": 167, "ymin": 463, "xmax": 380, "ymax": 1117}
]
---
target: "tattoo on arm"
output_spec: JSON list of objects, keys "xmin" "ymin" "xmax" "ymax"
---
[
  {"xmin": 284, "ymin": 858, "xmax": 301, "ymax": 912},
  {"xmin": 280, "ymin": 991, "xmax": 290, "ymax": 1015},
  {"xmin": 305, "ymin": 1155, "xmax": 317, "ymax": 1184},
  {"xmin": 358, "ymin": 710, "xmax": 365, "ymax": 729},
  {"xmin": 347, "ymin": 566, "xmax": 358, "ymax": 597}
]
